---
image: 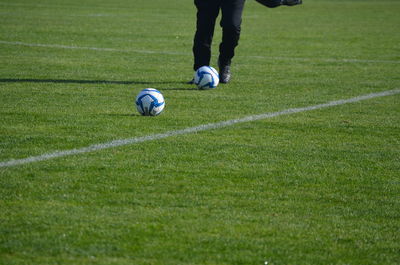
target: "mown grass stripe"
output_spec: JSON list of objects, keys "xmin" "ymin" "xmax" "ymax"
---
[{"xmin": 1, "ymin": 89, "xmax": 399, "ymax": 168}]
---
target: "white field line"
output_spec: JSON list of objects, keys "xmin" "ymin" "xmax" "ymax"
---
[
  {"xmin": 1, "ymin": 40, "xmax": 399, "ymax": 64},
  {"xmin": 0, "ymin": 2, "xmax": 129, "ymax": 11},
  {"xmin": 0, "ymin": 40, "xmax": 184, "ymax": 55},
  {"xmin": 1, "ymin": 89, "xmax": 399, "ymax": 168},
  {"xmin": 246, "ymin": 55, "xmax": 400, "ymax": 64}
]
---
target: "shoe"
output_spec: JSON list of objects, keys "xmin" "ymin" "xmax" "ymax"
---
[
  {"xmin": 218, "ymin": 61, "xmax": 231, "ymax": 84},
  {"xmin": 187, "ymin": 78, "xmax": 195, "ymax": 84},
  {"xmin": 281, "ymin": 0, "xmax": 302, "ymax": 6},
  {"xmin": 255, "ymin": 0, "xmax": 282, "ymax": 8}
]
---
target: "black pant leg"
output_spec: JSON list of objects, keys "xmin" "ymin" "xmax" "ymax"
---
[
  {"xmin": 192, "ymin": 0, "xmax": 221, "ymax": 70},
  {"xmin": 219, "ymin": 0, "xmax": 246, "ymax": 66}
]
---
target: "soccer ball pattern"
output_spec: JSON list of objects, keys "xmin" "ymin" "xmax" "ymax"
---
[
  {"xmin": 194, "ymin": 66, "xmax": 219, "ymax": 90},
  {"xmin": 135, "ymin": 88, "xmax": 165, "ymax": 116}
]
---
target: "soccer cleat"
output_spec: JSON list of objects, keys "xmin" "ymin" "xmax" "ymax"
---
[
  {"xmin": 187, "ymin": 78, "xmax": 195, "ymax": 84},
  {"xmin": 218, "ymin": 60, "xmax": 231, "ymax": 84},
  {"xmin": 219, "ymin": 65, "xmax": 231, "ymax": 84},
  {"xmin": 281, "ymin": 0, "xmax": 302, "ymax": 6},
  {"xmin": 255, "ymin": 0, "xmax": 301, "ymax": 8},
  {"xmin": 255, "ymin": 0, "xmax": 282, "ymax": 8}
]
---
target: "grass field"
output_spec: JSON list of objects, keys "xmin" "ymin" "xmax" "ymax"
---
[{"xmin": 1, "ymin": 0, "xmax": 400, "ymax": 264}]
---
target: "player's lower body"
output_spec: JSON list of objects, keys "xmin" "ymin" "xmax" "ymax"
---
[
  {"xmin": 192, "ymin": 0, "xmax": 246, "ymax": 83},
  {"xmin": 190, "ymin": 0, "xmax": 302, "ymax": 84}
]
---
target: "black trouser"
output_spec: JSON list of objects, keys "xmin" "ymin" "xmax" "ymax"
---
[{"xmin": 192, "ymin": 0, "xmax": 246, "ymax": 71}]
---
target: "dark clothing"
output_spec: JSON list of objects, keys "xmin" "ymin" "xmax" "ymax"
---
[
  {"xmin": 192, "ymin": 0, "xmax": 246, "ymax": 71},
  {"xmin": 255, "ymin": 0, "xmax": 282, "ymax": 8}
]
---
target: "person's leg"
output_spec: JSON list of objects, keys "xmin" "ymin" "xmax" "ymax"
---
[
  {"xmin": 218, "ymin": 0, "xmax": 246, "ymax": 83},
  {"xmin": 192, "ymin": 0, "xmax": 221, "ymax": 71},
  {"xmin": 218, "ymin": 0, "xmax": 245, "ymax": 67}
]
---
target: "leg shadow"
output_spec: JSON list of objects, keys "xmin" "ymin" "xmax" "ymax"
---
[{"xmin": 0, "ymin": 78, "xmax": 181, "ymax": 85}]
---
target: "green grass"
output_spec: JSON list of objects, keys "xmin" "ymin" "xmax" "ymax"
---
[{"xmin": 1, "ymin": 0, "xmax": 399, "ymax": 264}]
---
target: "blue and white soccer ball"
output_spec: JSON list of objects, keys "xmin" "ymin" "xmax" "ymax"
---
[
  {"xmin": 135, "ymin": 88, "xmax": 165, "ymax": 116},
  {"xmin": 194, "ymin": 66, "xmax": 219, "ymax": 90}
]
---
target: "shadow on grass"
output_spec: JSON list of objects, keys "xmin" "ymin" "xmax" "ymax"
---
[
  {"xmin": 100, "ymin": 113, "xmax": 140, "ymax": 117},
  {"xmin": 0, "ymin": 78, "xmax": 183, "ymax": 85},
  {"xmin": 160, "ymin": 87, "xmax": 197, "ymax": 90}
]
